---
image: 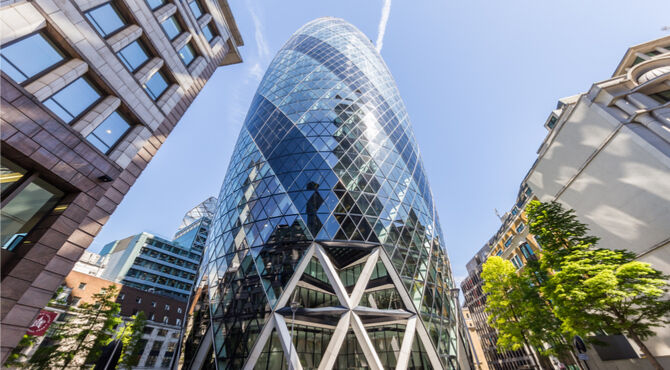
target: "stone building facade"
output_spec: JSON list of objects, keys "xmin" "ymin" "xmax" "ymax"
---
[{"xmin": 0, "ymin": 0, "xmax": 243, "ymax": 362}]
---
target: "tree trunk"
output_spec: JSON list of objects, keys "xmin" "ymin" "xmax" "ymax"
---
[{"xmin": 628, "ymin": 331, "xmax": 664, "ymax": 370}]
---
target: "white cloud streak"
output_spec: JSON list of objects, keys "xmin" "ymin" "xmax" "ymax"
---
[
  {"xmin": 375, "ymin": 0, "xmax": 392, "ymax": 52},
  {"xmin": 247, "ymin": 1, "xmax": 270, "ymax": 59}
]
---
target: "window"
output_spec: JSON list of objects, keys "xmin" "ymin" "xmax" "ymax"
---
[
  {"xmin": 150, "ymin": 313, "xmax": 155, "ymax": 321},
  {"xmin": 157, "ymin": 329, "xmax": 168, "ymax": 336},
  {"xmin": 515, "ymin": 223, "xmax": 524, "ymax": 233},
  {"xmin": 143, "ymin": 326, "xmax": 154, "ymax": 335},
  {"xmin": 117, "ymin": 40, "xmax": 149, "ymax": 72},
  {"xmin": 118, "ymin": 293, "xmax": 125, "ymax": 301},
  {"xmin": 547, "ymin": 115, "xmax": 558, "ymax": 129},
  {"xmin": 632, "ymin": 56, "xmax": 645, "ymax": 66},
  {"xmin": 146, "ymin": 0, "xmax": 165, "ymax": 10},
  {"xmin": 151, "ymin": 301, "xmax": 156, "ymax": 307},
  {"xmin": 201, "ymin": 23, "xmax": 216, "ymax": 43},
  {"xmin": 511, "ymin": 255, "xmax": 523, "ymax": 269},
  {"xmin": 85, "ymin": 3, "xmax": 126, "ymax": 38},
  {"xmin": 178, "ymin": 43, "xmax": 196, "ymax": 66},
  {"xmin": 1, "ymin": 157, "xmax": 64, "ymax": 251},
  {"xmin": 161, "ymin": 16, "xmax": 182, "ymax": 40},
  {"xmin": 0, "ymin": 33, "xmax": 64, "ymax": 83},
  {"xmin": 510, "ymin": 207, "xmax": 519, "ymax": 216},
  {"xmin": 136, "ymin": 297, "xmax": 142, "ymax": 304},
  {"xmin": 163, "ymin": 316, "xmax": 168, "ymax": 324},
  {"xmin": 71, "ymin": 297, "xmax": 81, "ymax": 306},
  {"xmin": 650, "ymin": 89, "xmax": 670, "ymax": 104},
  {"xmin": 177, "ymin": 307, "xmax": 182, "ymax": 314},
  {"xmin": 143, "ymin": 71, "xmax": 168, "ymax": 100},
  {"xmin": 504, "ymin": 236, "xmax": 513, "ymax": 247},
  {"xmin": 495, "ymin": 249, "xmax": 503, "ymax": 256},
  {"xmin": 520, "ymin": 243, "xmax": 535, "ymax": 259},
  {"xmin": 175, "ymin": 318, "xmax": 181, "ymax": 326},
  {"xmin": 164, "ymin": 304, "xmax": 170, "ymax": 311},
  {"xmin": 43, "ymin": 77, "xmax": 101, "ymax": 123},
  {"xmin": 187, "ymin": 0, "xmax": 203, "ymax": 19},
  {"xmin": 86, "ymin": 111, "xmax": 131, "ymax": 153},
  {"xmin": 78, "ymin": 283, "xmax": 87, "ymax": 290}
]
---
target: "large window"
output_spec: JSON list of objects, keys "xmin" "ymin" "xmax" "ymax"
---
[
  {"xmin": 650, "ymin": 89, "xmax": 670, "ymax": 104},
  {"xmin": 85, "ymin": 3, "xmax": 126, "ymax": 38},
  {"xmin": 178, "ymin": 43, "xmax": 196, "ymax": 66},
  {"xmin": 161, "ymin": 16, "xmax": 182, "ymax": 40},
  {"xmin": 146, "ymin": 0, "xmax": 165, "ymax": 10},
  {"xmin": 0, "ymin": 33, "xmax": 64, "ymax": 83},
  {"xmin": 86, "ymin": 111, "xmax": 131, "ymax": 153},
  {"xmin": 43, "ymin": 77, "xmax": 101, "ymax": 123},
  {"xmin": 187, "ymin": 0, "xmax": 203, "ymax": 19},
  {"xmin": 201, "ymin": 23, "xmax": 216, "ymax": 43},
  {"xmin": 143, "ymin": 71, "xmax": 168, "ymax": 100},
  {"xmin": 1, "ymin": 157, "xmax": 64, "ymax": 251},
  {"xmin": 117, "ymin": 40, "xmax": 150, "ymax": 72}
]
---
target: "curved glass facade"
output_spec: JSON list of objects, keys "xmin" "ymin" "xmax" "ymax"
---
[{"xmin": 206, "ymin": 18, "xmax": 462, "ymax": 369}]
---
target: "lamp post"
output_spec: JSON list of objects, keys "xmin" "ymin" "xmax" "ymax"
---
[{"xmin": 288, "ymin": 297, "xmax": 300, "ymax": 370}]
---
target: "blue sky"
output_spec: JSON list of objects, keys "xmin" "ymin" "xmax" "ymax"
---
[{"xmin": 90, "ymin": 0, "xmax": 670, "ymax": 282}]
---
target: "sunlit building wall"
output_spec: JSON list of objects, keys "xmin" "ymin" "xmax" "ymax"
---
[{"xmin": 0, "ymin": 0, "xmax": 243, "ymax": 362}]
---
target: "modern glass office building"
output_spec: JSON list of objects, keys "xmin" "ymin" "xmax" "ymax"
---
[{"xmin": 206, "ymin": 18, "xmax": 467, "ymax": 369}]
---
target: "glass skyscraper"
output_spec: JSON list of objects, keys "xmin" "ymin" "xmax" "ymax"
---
[{"xmin": 206, "ymin": 18, "xmax": 466, "ymax": 369}]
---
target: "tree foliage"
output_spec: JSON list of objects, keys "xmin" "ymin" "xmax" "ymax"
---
[
  {"xmin": 117, "ymin": 311, "xmax": 147, "ymax": 369},
  {"xmin": 526, "ymin": 200, "xmax": 670, "ymax": 370}
]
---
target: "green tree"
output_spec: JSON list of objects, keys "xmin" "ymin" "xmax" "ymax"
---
[
  {"xmin": 481, "ymin": 256, "xmax": 571, "ymax": 368},
  {"xmin": 527, "ymin": 200, "xmax": 670, "ymax": 370},
  {"xmin": 60, "ymin": 284, "xmax": 122, "ymax": 368},
  {"xmin": 117, "ymin": 311, "xmax": 147, "ymax": 369}
]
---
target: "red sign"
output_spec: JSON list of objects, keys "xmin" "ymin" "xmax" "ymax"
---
[{"xmin": 27, "ymin": 310, "xmax": 58, "ymax": 336}]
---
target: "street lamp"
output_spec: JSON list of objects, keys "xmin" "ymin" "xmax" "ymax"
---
[{"xmin": 288, "ymin": 293, "xmax": 300, "ymax": 370}]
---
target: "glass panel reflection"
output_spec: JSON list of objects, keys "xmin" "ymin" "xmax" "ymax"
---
[
  {"xmin": 188, "ymin": 0, "xmax": 203, "ymax": 19},
  {"xmin": 143, "ymin": 71, "xmax": 168, "ymax": 100},
  {"xmin": 85, "ymin": 3, "xmax": 126, "ymax": 37},
  {"xmin": 117, "ymin": 40, "xmax": 150, "ymax": 72},
  {"xmin": 0, "ymin": 33, "xmax": 64, "ymax": 83},
  {"xmin": 161, "ymin": 16, "xmax": 182, "ymax": 40},
  {"xmin": 43, "ymin": 77, "xmax": 101, "ymax": 123},
  {"xmin": 86, "ymin": 111, "xmax": 130, "ymax": 153},
  {"xmin": 178, "ymin": 43, "xmax": 196, "ymax": 66}
]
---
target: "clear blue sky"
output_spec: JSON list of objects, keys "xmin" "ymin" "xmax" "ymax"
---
[{"xmin": 90, "ymin": 0, "xmax": 670, "ymax": 282}]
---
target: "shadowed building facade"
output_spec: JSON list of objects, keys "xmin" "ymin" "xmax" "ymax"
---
[{"xmin": 204, "ymin": 18, "xmax": 470, "ymax": 369}]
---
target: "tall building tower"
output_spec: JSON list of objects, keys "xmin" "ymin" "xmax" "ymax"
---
[
  {"xmin": 205, "ymin": 18, "xmax": 469, "ymax": 369},
  {"xmin": 0, "ymin": 0, "xmax": 242, "ymax": 361}
]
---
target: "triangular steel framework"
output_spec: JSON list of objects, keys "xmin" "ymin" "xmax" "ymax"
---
[{"xmin": 242, "ymin": 242, "xmax": 444, "ymax": 370}]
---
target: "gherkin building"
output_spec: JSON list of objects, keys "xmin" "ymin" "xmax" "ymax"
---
[{"xmin": 205, "ymin": 17, "xmax": 470, "ymax": 370}]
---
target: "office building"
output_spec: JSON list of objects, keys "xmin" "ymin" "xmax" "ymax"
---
[
  {"xmin": 0, "ymin": 0, "xmax": 243, "ymax": 362},
  {"xmin": 462, "ymin": 307, "xmax": 488, "ymax": 370},
  {"xmin": 521, "ymin": 35, "xmax": 670, "ymax": 368},
  {"xmin": 204, "ymin": 18, "xmax": 471, "ymax": 369}
]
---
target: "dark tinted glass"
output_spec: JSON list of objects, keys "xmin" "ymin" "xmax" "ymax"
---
[
  {"xmin": 86, "ymin": 111, "xmax": 130, "ymax": 153},
  {"xmin": 0, "ymin": 33, "xmax": 64, "ymax": 83},
  {"xmin": 201, "ymin": 24, "xmax": 215, "ymax": 42},
  {"xmin": 43, "ymin": 77, "xmax": 101, "ymax": 123},
  {"xmin": 178, "ymin": 43, "xmax": 196, "ymax": 66},
  {"xmin": 117, "ymin": 40, "xmax": 150, "ymax": 72},
  {"xmin": 85, "ymin": 3, "xmax": 125, "ymax": 37},
  {"xmin": 188, "ymin": 0, "xmax": 202, "ymax": 18},
  {"xmin": 146, "ymin": 0, "xmax": 165, "ymax": 9},
  {"xmin": 143, "ymin": 71, "xmax": 168, "ymax": 100},
  {"xmin": 161, "ymin": 17, "xmax": 182, "ymax": 40}
]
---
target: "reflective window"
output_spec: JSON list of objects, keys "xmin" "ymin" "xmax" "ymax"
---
[
  {"xmin": 1, "ymin": 157, "xmax": 64, "ymax": 251},
  {"xmin": 143, "ymin": 71, "xmax": 168, "ymax": 100},
  {"xmin": 161, "ymin": 16, "xmax": 182, "ymax": 40},
  {"xmin": 43, "ymin": 77, "xmax": 101, "ymax": 123},
  {"xmin": 86, "ymin": 111, "xmax": 131, "ymax": 153},
  {"xmin": 146, "ymin": 0, "xmax": 165, "ymax": 10},
  {"xmin": 650, "ymin": 89, "xmax": 670, "ymax": 104},
  {"xmin": 188, "ymin": 0, "xmax": 203, "ymax": 19},
  {"xmin": 178, "ymin": 43, "xmax": 196, "ymax": 66},
  {"xmin": 117, "ymin": 40, "xmax": 150, "ymax": 72},
  {"xmin": 85, "ymin": 3, "xmax": 126, "ymax": 38},
  {"xmin": 0, "ymin": 33, "xmax": 64, "ymax": 83},
  {"xmin": 201, "ymin": 23, "xmax": 215, "ymax": 43}
]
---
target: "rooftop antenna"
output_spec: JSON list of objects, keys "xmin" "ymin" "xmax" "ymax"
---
[{"xmin": 494, "ymin": 208, "xmax": 504, "ymax": 221}]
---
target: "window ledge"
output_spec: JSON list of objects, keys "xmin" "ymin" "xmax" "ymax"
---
[
  {"xmin": 71, "ymin": 96, "xmax": 120, "ymax": 137},
  {"xmin": 108, "ymin": 24, "xmax": 143, "ymax": 53},
  {"xmin": 172, "ymin": 32, "xmax": 192, "ymax": 52},
  {"xmin": 25, "ymin": 59, "xmax": 88, "ymax": 102},
  {"xmin": 197, "ymin": 13, "xmax": 212, "ymax": 29},
  {"xmin": 187, "ymin": 56, "xmax": 207, "ymax": 76},
  {"xmin": 134, "ymin": 57, "xmax": 164, "ymax": 85},
  {"xmin": 157, "ymin": 84, "xmax": 181, "ymax": 113},
  {"xmin": 154, "ymin": 3, "xmax": 177, "ymax": 23}
]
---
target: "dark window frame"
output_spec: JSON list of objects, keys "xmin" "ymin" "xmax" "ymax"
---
[
  {"xmin": 84, "ymin": 1, "xmax": 128, "ymax": 39},
  {"xmin": 86, "ymin": 110, "xmax": 134, "ymax": 155},
  {"xmin": 0, "ymin": 31, "xmax": 69, "ymax": 86},
  {"xmin": 116, "ymin": 37, "xmax": 153, "ymax": 73}
]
